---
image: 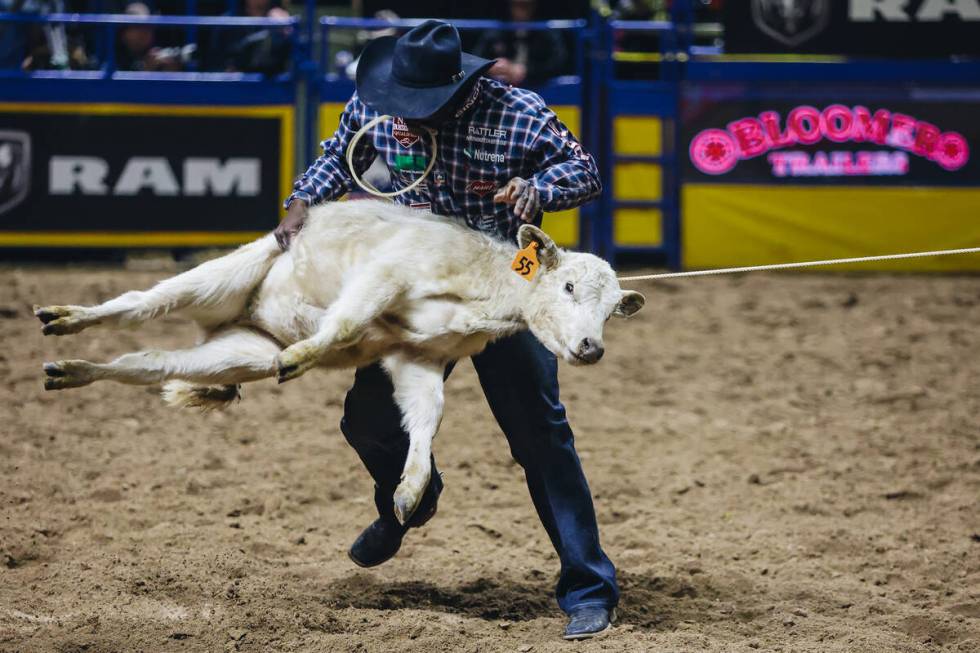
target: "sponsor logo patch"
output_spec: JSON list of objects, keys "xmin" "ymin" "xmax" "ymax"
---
[
  {"xmin": 464, "ymin": 148, "xmax": 506, "ymax": 164},
  {"xmin": 393, "ymin": 153, "xmax": 428, "ymax": 171},
  {"xmin": 751, "ymin": 0, "xmax": 830, "ymax": 47},
  {"xmin": 467, "ymin": 125, "xmax": 508, "ymax": 145},
  {"xmin": 392, "ymin": 117, "xmax": 420, "ymax": 148},
  {"xmin": 466, "ymin": 179, "xmax": 497, "ymax": 197},
  {"xmin": 0, "ymin": 130, "xmax": 31, "ymax": 216}
]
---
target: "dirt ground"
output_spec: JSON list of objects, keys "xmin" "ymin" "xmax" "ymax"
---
[{"xmin": 1, "ymin": 264, "xmax": 978, "ymax": 653}]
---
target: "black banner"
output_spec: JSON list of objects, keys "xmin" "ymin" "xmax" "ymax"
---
[
  {"xmin": 0, "ymin": 109, "xmax": 284, "ymax": 238},
  {"xmin": 682, "ymin": 86, "xmax": 979, "ymax": 186},
  {"xmin": 723, "ymin": 1, "xmax": 980, "ymax": 57}
]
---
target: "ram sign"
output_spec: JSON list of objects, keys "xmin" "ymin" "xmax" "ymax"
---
[{"xmin": 0, "ymin": 104, "xmax": 292, "ymax": 247}]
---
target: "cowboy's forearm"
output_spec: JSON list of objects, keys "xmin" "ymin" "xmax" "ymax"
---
[
  {"xmin": 285, "ymin": 95, "xmax": 372, "ymax": 208},
  {"xmin": 286, "ymin": 152, "xmax": 354, "ymax": 208},
  {"xmin": 532, "ymin": 157, "xmax": 602, "ymax": 212}
]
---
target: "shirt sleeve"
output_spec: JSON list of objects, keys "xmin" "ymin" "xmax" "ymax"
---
[
  {"xmin": 285, "ymin": 94, "xmax": 377, "ymax": 208},
  {"xmin": 527, "ymin": 113, "xmax": 602, "ymax": 212}
]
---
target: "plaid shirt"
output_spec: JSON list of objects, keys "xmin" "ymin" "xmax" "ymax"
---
[{"xmin": 287, "ymin": 77, "xmax": 601, "ymax": 242}]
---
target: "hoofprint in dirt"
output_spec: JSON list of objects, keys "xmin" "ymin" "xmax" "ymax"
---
[{"xmin": 1, "ymin": 266, "xmax": 977, "ymax": 652}]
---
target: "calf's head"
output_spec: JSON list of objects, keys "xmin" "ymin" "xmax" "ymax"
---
[{"xmin": 517, "ymin": 225, "xmax": 645, "ymax": 365}]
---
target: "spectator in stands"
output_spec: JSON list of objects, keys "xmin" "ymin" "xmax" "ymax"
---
[
  {"xmin": 1, "ymin": 0, "xmax": 90, "ymax": 70},
  {"xmin": 115, "ymin": 2, "xmax": 185, "ymax": 71},
  {"xmin": 206, "ymin": 0, "xmax": 291, "ymax": 75},
  {"xmin": 472, "ymin": 0, "xmax": 567, "ymax": 86}
]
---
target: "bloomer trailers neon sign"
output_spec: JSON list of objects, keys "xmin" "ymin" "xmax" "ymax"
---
[{"xmin": 689, "ymin": 105, "xmax": 970, "ymax": 177}]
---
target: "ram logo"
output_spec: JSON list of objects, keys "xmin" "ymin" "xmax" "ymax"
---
[
  {"xmin": 0, "ymin": 131, "xmax": 31, "ymax": 216},
  {"xmin": 752, "ymin": 0, "xmax": 831, "ymax": 46},
  {"xmin": 49, "ymin": 156, "xmax": 261, "ymax": 197}
]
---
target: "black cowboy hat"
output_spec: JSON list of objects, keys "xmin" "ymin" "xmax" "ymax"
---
[{"xmin": 356, "ymin": 19, "xmax": 496, "ymax": 120}]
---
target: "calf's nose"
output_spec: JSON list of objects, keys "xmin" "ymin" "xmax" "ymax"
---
[{"xmin": 578, "ymin": 337, "xmax": 604, "ymax": 363}]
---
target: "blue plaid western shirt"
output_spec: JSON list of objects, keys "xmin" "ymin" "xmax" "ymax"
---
[{"xmin": 286, "ymin": 77, "xmax": 601, "ymax": 242}]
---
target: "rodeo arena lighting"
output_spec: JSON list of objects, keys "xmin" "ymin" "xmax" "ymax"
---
[{"xmin": 3, "ymin": 1, "xmax": 979, "ymax": 650}]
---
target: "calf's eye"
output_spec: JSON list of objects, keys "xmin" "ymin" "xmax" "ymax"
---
[{"xmin": 564, "ymin": 282, "xmax": 575, "ymax": 294}]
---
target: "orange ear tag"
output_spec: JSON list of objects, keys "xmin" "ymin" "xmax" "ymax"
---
[{"xmin": 511, "ymin": 241, "xmax": 540, "ymax": 281}]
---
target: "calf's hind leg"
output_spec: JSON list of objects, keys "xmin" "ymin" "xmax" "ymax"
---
[
  {"xmin": 43, "ymin": 327, "xmax": 281, "ymax": 391},
  {"xmin": 36, "ymin": 234, "xmax": 279, "ymax": 336}
]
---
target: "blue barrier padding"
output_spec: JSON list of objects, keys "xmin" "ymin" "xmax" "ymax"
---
[
  {"xmin": 0, "ymin": 77, "xmax": 295, "ymax": 104},
  {"xmin": 608, "ymin": 82, "xmax": 678, "ymax": 117}
]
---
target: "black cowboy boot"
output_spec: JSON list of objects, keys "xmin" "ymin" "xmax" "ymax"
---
[
  {"xmin": 563, "ymin": 606, "xmax": 616, "ymax": 640},
  {"xmin": 348, "ymin": 473, "xmax": 442, "ymax": 568}
]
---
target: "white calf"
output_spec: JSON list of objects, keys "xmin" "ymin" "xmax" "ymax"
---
[{"xmin": 36, "ymin": 200, "xmax": 645, "ymax": 522}]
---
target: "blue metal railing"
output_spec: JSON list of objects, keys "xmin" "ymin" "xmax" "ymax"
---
[{"xmin": 0, "ymin": 12, "xmax": 300, "ymax": 79}]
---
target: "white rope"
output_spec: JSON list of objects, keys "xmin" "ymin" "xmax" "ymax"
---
[
  {"xmin": 346, "ymin": 114, "xmax": 438, "ymax": 198},
  {"xmin": 617, "ymin": 247, "xmax": 980, "ymax": 282}
]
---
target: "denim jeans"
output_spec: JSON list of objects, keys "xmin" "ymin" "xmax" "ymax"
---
[{"xmin": 340, "ymin": 330, "xmax": 619, "ymax": 614}]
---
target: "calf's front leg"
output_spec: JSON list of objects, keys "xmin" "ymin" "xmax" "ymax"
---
[
  {"xmin": 276, "ymin": 270, "xmax": 401, "ymax": 382},
  {"xmin": 383, "ymin": 354, "xmax": 446, "ymax": 525}
]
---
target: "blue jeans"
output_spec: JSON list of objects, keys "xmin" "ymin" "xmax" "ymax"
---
[{"xmin": 340, "ymin": 331, "xmax": 619, "ymax": 614}]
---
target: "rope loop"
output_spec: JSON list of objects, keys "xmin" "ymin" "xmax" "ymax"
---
[{"xmin": 346, "ymin": 114, "xmax": 438, "ymax": 199}]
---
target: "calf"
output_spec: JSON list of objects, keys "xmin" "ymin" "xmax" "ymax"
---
[{"xmin": 35, "ymin": 200, "xmax": 645, "ymax": 523}]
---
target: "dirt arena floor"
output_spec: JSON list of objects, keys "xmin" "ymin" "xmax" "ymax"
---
[{"xmin": 1, "ymin": 263, "xmax": 978, "ymax": 653}]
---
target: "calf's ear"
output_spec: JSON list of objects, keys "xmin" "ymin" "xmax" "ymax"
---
[
  {"xmin": 517, "ymin": 224, "xmax": 561, "ymax": 269},
  {"xmin": 613, "ymin": 290, "xmax": 645, "ymax": 318}
]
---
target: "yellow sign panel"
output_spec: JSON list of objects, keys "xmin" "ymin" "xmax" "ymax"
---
[
  {"xmin": 683, "ymin": 185, "xmax": 980, "ymax": 271},
  {"xmin": 611, "ymin": 115, "xmax": 664, "ymax": 247}
]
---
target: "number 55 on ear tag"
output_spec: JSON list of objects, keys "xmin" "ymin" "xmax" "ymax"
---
[{"xmin": 511, "ymin": 241, "xmax": 539, "ymax": 281}]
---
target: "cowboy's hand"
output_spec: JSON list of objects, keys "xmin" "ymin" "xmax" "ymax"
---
[
  {"xmin": 275, "ymin": 200, "xmax": 308, "ymax": 251},
  {"xmin": 493, "ymin": 177, "xmax": 540, "ymax": 223}
]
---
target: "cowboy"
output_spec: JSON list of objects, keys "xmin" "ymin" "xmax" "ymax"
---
[{"xmin": 276, "ymin": 20, "xmax": 617, "ymax": 640}]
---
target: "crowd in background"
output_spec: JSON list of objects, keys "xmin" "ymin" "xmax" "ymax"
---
[
  {"xmin": 0, "ymin": 0, "xmax": 723, "ymax": 82},
  {"xmin": 0, "ymin": 0, "xmax": 295, "ymax": 74}
]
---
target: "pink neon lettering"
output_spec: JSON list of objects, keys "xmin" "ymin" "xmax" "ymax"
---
[
  {"xmin": 690, "ymin": 104, "xmax": 970, "ymax": 176},
  {"xmin": 760, "ymin": 111, "xmax": 795, "ymax": 147},
  {"xmin": 887, "ymin": 113, "xmax": 917, "ymax": 150},
  {"xmin": 851, "ymin": 107, "xmax": 891, "ymax": 144},
  {"xmin": 821, "ymin": 105, "xmax": 853, "ymax": 143},
  {"xmin": 913, "ymin": 121, "xmax": 941, "ymax": 158},
  {"xmin": 788, "ymin": 106, "xmax": 822, "ymax": 145},
  {"xmin": 728, "ymin": 118, "xmax": 770, "ymax": 158}
]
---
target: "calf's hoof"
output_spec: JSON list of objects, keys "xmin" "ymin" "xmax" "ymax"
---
[
  {"xmin": 34, "ymin": 305, "xmax": 95, "ymax": 336},
  {"xmin": 43, "ymin": 360, "xmax": 95, "ymax": 390},
  {"xmin": 392, "ymin": 474, "xmax": 429, "ymax": 526},
  {"xmin": 275, "ymin": 343, "xmax": 319, "ymax": 383}
]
